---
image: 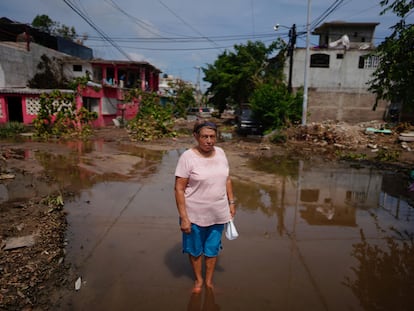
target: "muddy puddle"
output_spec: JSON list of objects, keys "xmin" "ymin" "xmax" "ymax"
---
[{"xmin": 5, "ymin": 141, "xmax": 414, "ymax": 310}]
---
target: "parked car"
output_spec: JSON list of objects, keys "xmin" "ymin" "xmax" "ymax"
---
[
  {"xmin": 235, "ymin": 107, "xmax": 263, "ymax": 136},
  {"xmin": 187, "ymin": 107, "xmax": 211, "ymax": 119},
  {"xmin": 197, "ymin": 107, "xmax": 212, "ymax": 118}
]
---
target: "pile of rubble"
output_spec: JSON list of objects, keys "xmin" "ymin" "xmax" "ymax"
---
[
  {"xmin": 0, "ymin": 181, "xmax": 69, "ymax": 310},
  {"xmin": 286, "ymin": 120, "xmax": 401, "ymax": 151}
]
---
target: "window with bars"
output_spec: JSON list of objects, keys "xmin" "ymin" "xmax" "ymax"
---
[{"xmin": 358, "ymin": 55, "xmax": 380, "ymax": 69}]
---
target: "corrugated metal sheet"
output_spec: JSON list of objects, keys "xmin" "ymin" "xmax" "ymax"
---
[{"xmin": 0, "ymin": 88, "xmax": 74, "ymax": 95}]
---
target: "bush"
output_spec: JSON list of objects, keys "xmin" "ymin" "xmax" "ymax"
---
[
  {"xmin": 0, "ymin": 122, "xmax": 27, "ymax": 138},
  {"xmin": 32, "ymin": 90, "xmax": 97, "ymax": 140},
  {"xmin": 249, "ymin": 83, "xmax": 302, "ymax": 132},
  {"xmin": 126, "ymin": 90, "xmax": 177, "ymax": 141}
]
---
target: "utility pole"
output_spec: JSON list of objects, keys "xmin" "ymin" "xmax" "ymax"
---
[
  {"xmin": 288, "ymin": 24, "xmax": 296, "ymax": 93},
  {"xmin": 194, "ymin": 66, "xmax": 201, "ymax": 106},
  {"xmin": 302, "ymin": 0, "xmax": 311, "ymax": 125}
]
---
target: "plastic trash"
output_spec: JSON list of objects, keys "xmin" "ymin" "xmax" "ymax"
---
[{"xmin": 75, "ymin": 277, "xmax": 82, "ymax": 291}]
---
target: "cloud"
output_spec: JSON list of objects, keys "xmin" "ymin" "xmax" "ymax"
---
[{"xmin": 0, "ymin": 0, "xmax": 403, "ymax": 84}]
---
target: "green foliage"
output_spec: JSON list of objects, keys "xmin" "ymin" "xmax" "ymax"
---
[
  {"xmin": 171, "ymin": 80, "xmax": 196, "ymax": 118},
  {"xmin": 32, "ymin": 14, "xmax": 54, "ymax": 33},
  {"xmin": 32, "ymin": 90, "xmax": 97, "ymax": 140},
  {"xmin": 41, "ymin": 193, "xmax": 65, "ymax": 212},
  {"xmin": 54, "ymin": 24, "xmax": 77, "ymax": 40},
  {"xmin": 68, "ymin": 76, "xmax": 90, "ymax": 91},
  {"xmin": 126, "ymin": 89, "xmax": 177, "ymax": 141},
  {"xmin": 336, "ymin": 148, "xmax": 399, "ymax": 162},
  {"xmin": 203, "ymin": 40, "xmax": 285, "ymax": 112},
  {"xmin": 369, "ymin": 0, "xmax": 414, "ymax": 110},
  {"xmin": 249, "ymin": 83, "xmax": 302, "ymax": 131},
  {"xmin": 335, "ymin": 151, "xmax": 367, "ymax": 160},
  {"xmin": 0, "ymin": 122, "xmax": 27, "ymax": 138},
  {"xmin": 269, "ymin": 132, "xmax": 287, "ymax": 144},
  {"xmin": 32, "ymin": 14, "xmax": 78, "ymax": 40},
  {"xmin": 375, "ymin": 148, "xmax": 400, "ymax": 161}
]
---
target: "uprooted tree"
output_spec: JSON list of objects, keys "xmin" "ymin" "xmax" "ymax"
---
[
  {"xmin": 32, "ymin": 89, "xmax": 97, "ymax": 140},
  {"xmin": 125, "ymin": 89, "xmax": 177, "ymax": 142}
]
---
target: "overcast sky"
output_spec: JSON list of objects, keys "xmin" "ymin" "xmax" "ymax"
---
[{"xmin": 1, "ymin": 0, "xmax": 409, "ymax": 87}]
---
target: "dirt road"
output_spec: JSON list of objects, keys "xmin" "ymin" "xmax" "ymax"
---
[{"xmin": 1, "ymin": 120, "xmax": 413, "ymax": 310}]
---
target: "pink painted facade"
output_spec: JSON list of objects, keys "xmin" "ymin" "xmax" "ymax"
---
[
  {"xmin": 0, "ymin": 89, "xmax": 75, "ymax": 125},
  {"xmin": 81, "ymin": 60, "xmax": 160, "ymax": 127}
]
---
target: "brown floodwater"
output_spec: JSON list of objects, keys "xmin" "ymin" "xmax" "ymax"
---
[{"xmin": 7, "ymin": 141, "xmax": 414, "ymax": 310}]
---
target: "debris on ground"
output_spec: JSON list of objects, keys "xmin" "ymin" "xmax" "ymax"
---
[
  {"xmin": 281, "ymin": 120, "xmax": 411, "ymax": 155},
  {"xmin": 1, "ymin": 119, "xmax": 414, "ymax": 310},
  {"xmin": 0, "ymin": 196, "xmax": 69, "ymax": 310}
]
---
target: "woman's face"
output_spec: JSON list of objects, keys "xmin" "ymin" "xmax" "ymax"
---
[{"xmin": 195, "ymin": 127, "xmax": 217, "ymax": 153}]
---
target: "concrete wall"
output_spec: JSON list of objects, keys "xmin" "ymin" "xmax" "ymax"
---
[
  {"xmin": 295, "ymin": 49, "xmax": 374, "ymax": 89},
  {"xmin": 306, "ymin": 88, "xmax": 387, "ymax": 123},
  {"xmin": 0, "ymin": 41, "xmax": 71, "ymax": 88},
  {"xmin": 62, "ymin": 62, "xmax": 93, "ymax": 80}
]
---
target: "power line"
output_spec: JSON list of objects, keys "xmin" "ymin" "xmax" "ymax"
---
[
  {"xmin": 88, "ymin": 43, "xmax": 239, "ymax": 51},
  {"xmin": 310, "ymin": 0, "xmax": 348, "ymax": 31},
  {"xmin": 289, "ymin": 0, "xmax": 349, "ymax": 41},
  {"xmin": 157, "ymin": 0, "xmax": 222, "ymax": 51},
  {"xmin": 83, "ymin": 32, "xmax": 279, "ymax": 43},
  {"xmin": 104, "ymin": 0, "xmax": 161, "ymax": 37},
  {"xmin": 62, "ymin": 0, "xmax": 133, "ymax": 60},
  {"xmin": 336, "ymin": 2, "xmax": 382, "ymax": 20}
]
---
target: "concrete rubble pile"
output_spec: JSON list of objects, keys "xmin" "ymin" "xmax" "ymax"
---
[{"xmin": 290, "ymin": 120, "xmax": 399, "ymax": 150}]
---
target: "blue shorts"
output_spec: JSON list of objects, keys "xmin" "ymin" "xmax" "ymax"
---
[{"xmin": 182, "ymin": 223, "xmax": 224, "ymax": 257}]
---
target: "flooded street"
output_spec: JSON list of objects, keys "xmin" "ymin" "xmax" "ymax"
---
[{"xmin": 21, "ymin": 141, "xmax": 414, "ymax": 310}]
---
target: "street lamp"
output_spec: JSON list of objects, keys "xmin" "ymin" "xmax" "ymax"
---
[
  {"xmin": 274, "ymin": 23, "xmax": 296, "ymax": 93},
  {"xmin": 274, "ymin": 0, "xmax": 311, "ymax": 125}
]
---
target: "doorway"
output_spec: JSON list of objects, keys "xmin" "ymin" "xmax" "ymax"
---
[{"xmin": 6, "ymin": 96, "xmax": 23, "ymax": 122}]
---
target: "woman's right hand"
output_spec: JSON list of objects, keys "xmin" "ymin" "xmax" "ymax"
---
[{"xmin": 180, "ymin": 217, "xmax": 191, "ymax": 234}]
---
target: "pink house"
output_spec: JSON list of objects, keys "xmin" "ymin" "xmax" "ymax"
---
[
  {"xmin": 0, "ymin": 19, "xmax": 161, "ymax": 127},
  {"xmin": 0, "ymin": 57, "xmax": 161, "ymax": 127},
  {"xmin": 80, "ymin": 60, "xmax": 161, "ymax": 127}
]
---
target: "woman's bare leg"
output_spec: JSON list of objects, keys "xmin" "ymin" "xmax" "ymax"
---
[
  {"xmin": 189, "ymin": 255, "xmax": 203, "ymax": 292},
  {"xmin": 204, "ymin": 256, "xmax": 217, "ymax": 289}
]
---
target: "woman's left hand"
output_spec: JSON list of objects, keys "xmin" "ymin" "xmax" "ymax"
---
[{"xmin": 229, "ymin": 203, "xmax": 236, "ymax": 218}]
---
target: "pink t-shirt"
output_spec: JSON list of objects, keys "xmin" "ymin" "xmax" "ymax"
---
[{"xmin": 175, "ymin": 146, "xmax": 232, "ymax": 226}]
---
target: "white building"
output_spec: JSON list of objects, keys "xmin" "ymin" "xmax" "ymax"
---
[{"xmin": 285, "ymin": 21, "xmax": 388, "ymax": 123}]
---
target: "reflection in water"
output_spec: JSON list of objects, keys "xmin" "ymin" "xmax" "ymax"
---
[
  {"xmin": 236, "ymin": 156, "xmax": 414, "ymax": 309},
  {"xmin": 233, "ymin": 179, "xmax": 287, "ymax": 235},
  {"xmin": 0, "ymin": 140, "xmax": 167, "ymax": 205},
  {"xmin": 34, "ymin": 142, "xmax": 166, "ymax": 192},
  {"xmin": 238, "ymin": 157, "xmax": 414, "ymax": 230},
  {"xmin": 344, "ymin": 229, "xmax": 414, "ymax": 311},
  {"xmin": 187, "ymin": 288, "xmax": 220, "ymax": 311},
  {"xmin": 16, "ymin": 140, "xmax": 414, "ymax": 310}
]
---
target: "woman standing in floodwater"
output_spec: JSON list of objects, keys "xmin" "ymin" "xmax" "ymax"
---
[{"xmin": 174, "ymin": 120, "xmax": 236, "ymax": 293}]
